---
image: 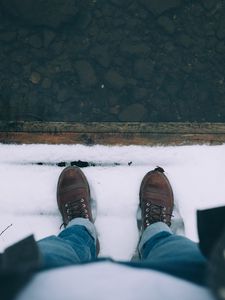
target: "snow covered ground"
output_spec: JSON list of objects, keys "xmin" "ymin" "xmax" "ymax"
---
[{"xmin": 0, "ymin": 144, "xmax": 225, "ymax": 260}]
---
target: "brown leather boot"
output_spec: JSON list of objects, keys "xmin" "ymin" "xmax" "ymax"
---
[
  {"xmin": 139, "ymin": 167, "xmax": 174, "ymax": 230},
  {"xmin": 57, "ymin": 166, "xmax": 93, "ymax": 227}
]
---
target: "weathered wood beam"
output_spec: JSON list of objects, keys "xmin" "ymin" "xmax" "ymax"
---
[{"xmin": 0, "ymin": 122, "xmax": 225, "ymax": 145}]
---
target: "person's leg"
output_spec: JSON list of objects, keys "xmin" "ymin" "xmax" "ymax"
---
[
  {"xmin": 38, "ymin": 166, "xmax": 99, "ymax": 270},
  {"xmin": 137, "ymin": 167, "xmax": 207, "ymax": 285},
  {"xmin": 138, "ymin": 222, "xmax": 207, "ymax": 285},
  {"xmin": 38, "ymin": 218, "xmax": 97, "ymax": 269}
]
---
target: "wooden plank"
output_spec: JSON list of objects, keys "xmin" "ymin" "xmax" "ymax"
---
[
  {"xmin": 1, "ymin": 132, "xmax": 225, "ymax": 145},
  {"xmin": 0, "ymin": 122, "xmax": 225, "ymax": 145},
  {"xmin": 2, "ymin": 121, "xmax": 225, "ymax": 134}
]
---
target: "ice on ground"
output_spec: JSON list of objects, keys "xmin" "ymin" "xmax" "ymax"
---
[{"xmin": 0, "ymin": 144, "xmax": 225, "ymax": 260}]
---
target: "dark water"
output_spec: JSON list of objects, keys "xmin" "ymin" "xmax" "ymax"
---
[{"xmin": 0, "ymin": 0, "xmax": 225, "ymax": 122}]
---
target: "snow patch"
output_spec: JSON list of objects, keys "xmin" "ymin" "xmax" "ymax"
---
[{"xmin": 0, "ymin": 144, "xmax": 225, "ymax": 260}]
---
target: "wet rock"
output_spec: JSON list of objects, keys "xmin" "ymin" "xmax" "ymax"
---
[
  {"xmin": 51, "ymin": 41, "xmax": 64, "ymax": 56},
  {"xmin": 43, "ymin": 30, "xmax": 56, "ymax": 48},
  {"xmin": 30, "ymin": 72, "xmax": 41, "ymax": 84},
  {"xmin": 216, "ymin": 19, "xmax": 225, "ymax": 40},
  {"xmin": 76, "ymin": 11, "xmax": 92, "ymax": 30},
  {"xmin": 53, "ymin": 101, "xmax": 81, "ymax": 121},
  {"xmin": 105, "ymin": 69, "xmax": 126, "ymax": 90},
  {"xmin": 75, "ymin": 60, "xmax": 97, "ymax": 87},
  {"xmin": 108, "ymin": 96, "xmax": 119, "ymax": 105},
  {"xmin": 30, "ymin": 48, "xmax": 48, "ymax": 60},
  {"xmin": 0, "ymin": 0, "xmax": 225, "ymax": 123},
  {"xmin": 57, "ymin": 88, "xmax": 71, "ymax": 102},
  {"xmin": 1, "ymin": 0, "xmax": 79, "ymax": 28},
  {"xmin": 190, "ymin": 3, "xmax": 204, "ymax": 17},
  {"xmin": 157, "ymin": 16, "xmax": 175, "ymax": 34},
  {"xmin": 206, "ymin": 37, "xmax": 217, "ymax": 49},
  {"xmin": 164, "ymin": 41, "xmax": 175, "ymax": 52},
  {"xmin": 18, "ymin": 28, "xmax": 29, "ymax": 38},
  {"xmin": 26, "ymin": 90, "xmax": 40, "ymax": 112},
  {"xmin": 103, "ymin": 4, "xmax": 119, "ymax": 18},
  {"xmin": 165, "ymin": 78, "xmax": 179, "ymax": 96},
  {"xmin": 90, "ymin": 45, "xmax": 111, "ymax": 68},
  {"xmin": 110, "ymin": 0, "xmax": 132, "ymax": 7},
  {"xmin": 134, "ymin": 87, "xmax": 149, "ymax": 99},
  {"xmin": 119, "ymin": 103, "xmax": 147, "ymax": 121},
  {"xmin": 11, "ymin": 81, "xmax": 20, "ymax": 89},
  {"xmin": 120, "ymin": 42, "xmax": 150, "ymax": 56},
  {"xmin": 134, "ymin": 59, "xmax": 154, "ymax": 81},
  {"xmin": 52, "ymin": 82, "xmax": 60, "ymax": 94},
  {"xmin": 0, "ymin": 32, "xmax": 17, "ymax": 42},
  {"xmin": 216, "ymin": 41, "xmax": 225, "ymax": 54},
  {"xmin": 201, "ymin": 0, "xmax": 217, "ymax": 10},
  {"xmin": 10, "ymin": 63, "xmax": 22, "ymax": 75},
  {"xmin": 127, "ymin": 78, "xmax": 138, "ymax": 86},
  {"xmin": 42, "ymin": 78, "xmax": 52, "ymax": 89},
  {"xmin": 140, "ymin": 0, "xmax": 181, "ymax": 15},
  {"xmin": 28, "ymin": 35, "xmax": 42, "ymax": 48},
  {"xmin": 56, "ymin": 57, "xmax": 74, "ymax": 72},
  {"xmin": 178, "ymin": 34, "xmax": 193, "ymax": 48},
  {"xmin": 110, "ymin": 105, "xmax": 120, "ymax": 115}
]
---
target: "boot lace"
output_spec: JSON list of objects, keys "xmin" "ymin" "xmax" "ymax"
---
[
  {"xmin": 60, "ymin": 198, "xmax": 89, "ymax": 228},
  {"xmin": 144, "ymin": 202, "xmax": 173, "ymax": 227}
]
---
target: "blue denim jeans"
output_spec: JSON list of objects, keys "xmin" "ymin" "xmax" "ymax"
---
[{"xmin": 38, "ymin": 219, "xmax": 207, "ymax": 285}]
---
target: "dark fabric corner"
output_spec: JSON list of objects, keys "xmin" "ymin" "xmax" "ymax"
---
[{"xmin": 197, "ymin": 206, "xmax": 225, "ymax": 258}]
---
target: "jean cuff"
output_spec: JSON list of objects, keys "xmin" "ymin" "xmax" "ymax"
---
[
  {"xmin": 67, "ymin": 218, "xmax": 98, "ymax": 244},
  {"xmin": 138, "ymin": 222, "xmax": 172, "ymax": 252}
]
